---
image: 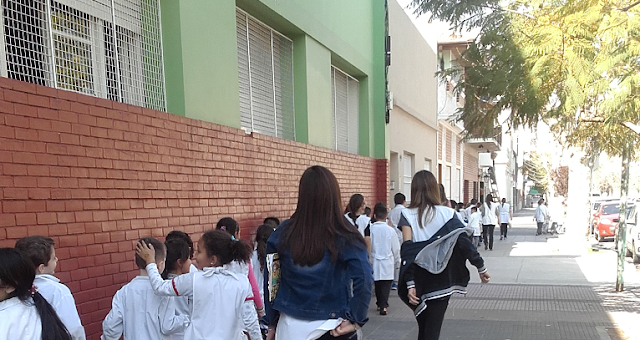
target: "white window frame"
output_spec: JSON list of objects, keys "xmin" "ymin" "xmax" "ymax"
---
[{"xmin": 403, "ymin": 153, "xmax": 414, "ymax": 203}]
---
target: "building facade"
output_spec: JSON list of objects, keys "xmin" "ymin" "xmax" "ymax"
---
[
  {"xmin": 0, "ymin": 0, "xmax": 388, "ymax": 337},
  {"xmin": 387, "ymin": 0, "xmax": 438, "ymax": 205}
]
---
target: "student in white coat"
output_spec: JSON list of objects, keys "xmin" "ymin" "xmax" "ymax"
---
[
  {"xmin": 102, "ymin": 238, "xmax": 189, "ymax": 340},
  {"xmin": 162, "ymin": 238, "xmax": 193, "ymax": 340},
  {"xmin": 467, "ymin": 206, "xmax": 482, "ymax": 248},
  {"xmin": 14, "ymin": 236, "xmax": 85, "ymax": 340},
  {"xmin": 136, "ymin": 230, "xmax": 260, "ymax": 340},
  {"xmin": 498, "ymin": 198, "xmax": 512, "ymax": 240},
  {"xmin": 344, "ymin": 193, "xmax": 371, "ymax": 237},
  {"xmin": 0, "ymin": 248, "xmax": 72, "ymax": 340},
  {"xmin": 481, "ymin": 194, "xmax": 500, "ymax": 251},
  {"xmin": 387, "ymin": 193, "xmax": 407, "ymax": 290},
  {"xmin": 365, "ymin": 203, "xmax": 400, "ymax": 316}
]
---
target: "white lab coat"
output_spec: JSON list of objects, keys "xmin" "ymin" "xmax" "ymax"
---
[
  {"xmin": 101, "ymin": 276, "xmax": 189, "ymax": 340},
  {"xmin": 345, "ymin": 213, "xmax": 371, "ymax": 237},
  {"xmin": 388, "ymin": 204, "xmax": 405, "ymax": 246},
  {"xmin": 34, "ymin": 274, "xmax": 86, "ymax": 340},
  {"xmin": 225, "ymin": 261, "xmax": 262, "ymax": 340},
  {"xmin": 468, "ymin": 212, "xmax": 482, "ymax": 236},
  {"xmin": 166, "ymin": 274, "xmax": 192, "ymax": 340},
  {"xmin": 145, "ymin": 264, "xmax": 258, "ymax": 340},
  {"xmin": 0, "ymin": 296, "xmax": 42, "ymax": 340},
  {"xmin": 535, "ymin": 204, "xmax": 549, "ymax": 222},
  {"xmin": 481, "ymin": 202, "xmax": 499, "ymax": 225},
  {"xmin": 498, "ymin": 203, "xmax": 511, "ymax": 224},
  {"xmin": 369, "ymin": 221, "xmax": 400, "ymax": 281}
]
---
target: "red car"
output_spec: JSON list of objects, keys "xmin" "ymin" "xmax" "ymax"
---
[{"xmin": 593, "ymin": 201, "xmax": 634, "ymax": 241}]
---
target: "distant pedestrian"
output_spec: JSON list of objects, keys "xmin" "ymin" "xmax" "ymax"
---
[
  {"xmin": 535, "ymin": 199, "xmax": 549, "ymax": 235},
  {"xmin": 498, "ymin": 198, "xmax": 512, "ymax": 240},
  {"xmin": 457, "ymin": 202, "xmax": 467, "ymax": 222},
  {"xmin": 345, "ymin": 193, "xmax": 370, "ymax": 237},
  {"xmin": 397, "ymin": 170, "xmax": 490, "ymax": 340},
  {"xmin": 481, "ymin": 194, "xmax": 499, "ymax": 250},
  {"xmin": 388, "ymin": 193, "xmax": 407, "ymax": 290},
  {"xmin": 366, "ymin": 202, "xmax": 400, "ymax": 316},
  {"xmin": 464, "ymin": 198, "xmax": 478, "ymax": 222},
  {"xmin": 263, "ymin": 217, "xmax": 281, "ymax": 229},
  {"xmin": 467, "ymin": 207, "xmax": 482, "ymax": 248}
]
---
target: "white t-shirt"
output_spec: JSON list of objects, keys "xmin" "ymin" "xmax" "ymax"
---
[
  {"xmin": 34, "ymin": 274, "xmax": 85, "ymax": 340},
  {"xmin": 276, "ymin": 313, "xmax": 342, "ymax": 340},
  {"xmin": 398, "ymin": 206, "xmax": 457, "ymax": 242},
  {"xmin": 0, "ymin": 296, "xmax": 42, "ymax": 340},
  {"xmin": 101, "ymin": 276, "xmax": 189, "ymax": 340}
]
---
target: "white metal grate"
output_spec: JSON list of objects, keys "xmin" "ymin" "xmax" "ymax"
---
[
  {"xmin": 236, "ymin": 8, "xmax": 295, "ymax": 141},
  {"xmin": 331, "ymin": 66, "xmax": 359, "ymax": 154},
  {"xmin": 1, "ymin": 0, "xmax": 165, "ymax": 111}
]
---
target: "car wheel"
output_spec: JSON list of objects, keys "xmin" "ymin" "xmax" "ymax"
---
[
  {"xmin": 633, "ymin": 242, "xmax": 640, "ymax": 264},
  {"xmin": 595, "ymin": 227, "xmax": 601, "ymax": 242},
  {"xmin": 626, "ymin": 246, "xmax": 633, "ymax": 257}
]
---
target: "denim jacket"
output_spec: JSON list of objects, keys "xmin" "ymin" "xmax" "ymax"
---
[{"xmin": 264, "ymin": 220, "xmax": 373, "ymax": 327}]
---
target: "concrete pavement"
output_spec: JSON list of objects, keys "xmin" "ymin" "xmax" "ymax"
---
[{"xmin": 363, "ymin": 208, "xmax": 640, "ymax": 340}]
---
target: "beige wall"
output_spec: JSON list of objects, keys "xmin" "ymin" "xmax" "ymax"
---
[{"xmin": 387, "ymin": 0, "xmax": 439, "ymax": 204}]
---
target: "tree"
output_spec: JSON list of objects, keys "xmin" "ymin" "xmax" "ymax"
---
[
  {"xmin": 523, "ymin": 151, "xmax": 549, "ymax": 194},
  {"xmin": 552, "ymin": 166, "xmax": 569, "ymax": 197}
]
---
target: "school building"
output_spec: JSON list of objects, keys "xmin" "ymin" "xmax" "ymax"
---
[{"xmin": 0, "ymin": 0, "xmax": 388, "ymax": 337}]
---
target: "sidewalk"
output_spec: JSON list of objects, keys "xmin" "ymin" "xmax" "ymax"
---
[{"xmin": 363, "ymin": 208, "xmax": 640, "ymax": 340}]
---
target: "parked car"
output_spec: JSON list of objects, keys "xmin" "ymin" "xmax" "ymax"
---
[
  {"xmin": 590, "ymin": 198, "xmax": 618, "ymax": 234},
  {"xmin": 625, "ymin": 205, "xmax": 640, "ymax": 263},
  {"xmin": 593, "ymin": 201, "xmax": 634, "ymax": 242}
]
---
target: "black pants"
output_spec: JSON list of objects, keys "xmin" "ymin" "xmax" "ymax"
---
[
  {"xmin": 416, "ymin": 296, "xmax": 451, "ymax": 340},
  {"xmin": 500, "ymin": 223, "xmax": 508, "ymax": 238},
  {"xmin": 374, "ymin": 280, "xmax": 393, "ymax": 308},
  {"xmin": 537, "ymin": 222, "xmax": 543, "ymax": 235},
  {"xmin": 318, "ymin": 331, "xmax": 356, "ymax": 339},
  {"xmin": 482, "ymin": 224, "xmax": 495, "ymax": 250}
]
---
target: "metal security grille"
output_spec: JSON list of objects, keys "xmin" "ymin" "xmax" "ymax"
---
[
  {"xmin": 332, "ymin": 66, "xmax": 359, "ymax": 154},
  {"xmin": 236, "ymin": 8, "xmax": 294, "ymax": 141},
  {"xmin": 0, "ymin": 0, "xmax": 165, "ymax": 111}
]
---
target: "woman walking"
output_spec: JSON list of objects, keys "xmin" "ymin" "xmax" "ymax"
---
[
  {"xmin": 397, "ymin": 170, "xmax": 490, "ymax": 340},
  {"xmin": 264, "ymin": 165, "xmax": 373, "ymax": 340},
  {"xmin": 498, "ymin": 198, "xmax": 512, "ymax": 240},
  {"xmin": 481, "ymin": 194, "xmax": 499, "ymax": 250}
]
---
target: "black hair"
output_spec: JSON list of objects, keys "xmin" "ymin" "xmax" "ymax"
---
[
  {"xmin": 162, "ymin": 238, "xmax": 190, "ymax": 279},
  {"xmin": 450, "ymin": 200, "xmax": 457, "ymax": 211},
  {"xmin": 0, "ymin": 248, "xmax": 71, "ymax": 340},
  {"xmin": 364, "ymin": 206, "xmax": 372, "ymax": 218},
  {"xmin": 263, "ymin": 217, "xmax": 280, "ymax": 228},
  {"xmin": 216, "ymin": 217, "xmax": 239, "ymax": 237},
  {"xmin": 370, "ymin": 202, "xmax": 388, "ymax": 223},
  {"xmin": 166, "ymin": 230, "xmax": 194, "ymax": 258},
  {"xmin": 14, "ymin": 236, "xmax": 55, "ymax": 268},
  {"xmin": 135, "ymin": 238, "xmax": 166, "ymax": 270},
  {"xmin": 201, "ymin": 230, "xmax": 252, "ymax": 265},
  {"xmin": 394, "ymin": 193, "xmax": 406, "ymax": 205},
  {"xmin": 471, "ymin": 206, "xmax": 477, "ymax": 212},
  {"xmin": 254, "ymin": 224, "xmax": 274, "ymax": 271}
]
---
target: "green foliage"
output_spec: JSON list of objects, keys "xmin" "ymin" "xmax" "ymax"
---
[
  {"xmin": 524, "ymin": 151, "xmax": 549, "ymax": 194},
  {"xmin": 412, "ymin": 0, "xmax": 640, "ymax": 159}
]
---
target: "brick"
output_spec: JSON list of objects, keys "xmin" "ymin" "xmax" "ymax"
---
[
  {"xmin": 24, "ymin": 200, "xmax": 46, "ymax": 212},
  {"xmin": 15, "ymin": 213, "xmax": 36, "ymax": 226},
  {"xmin": 27, "ymin": 94, "xmax": 49, "ymax": 107},
  {"xmin": 14, "ymin": 103, "xmax": 38, "ymax": 118},
  {"xmin": 3, "ymin": 201, "xmax": 25, "ymax": 213},
  {"xmin": 3, "ymin": 188, "xmax": 28, "ymax": 199},
  {"xmin": 5, "ymin": 114, "xmax": 30, "ymax": 128},
  {"xmin": 28, "ymin": 188, "xmax": 51, "ymax": 199},
  {"xmin": 12, "ymin": 152, "xmax": 36, "ymax": 164},
  {"xmin": 36, "ymin": 212, "xmax": 57, "ymax": 225},
  {"xmin": 77, "ymin": 234, "xmax": 94, "ymax": 246},
  {"xmin": 6, "ymin": 226, "xmax": 28, "ymax": 238},
  {"xmin": 75, "ymin": 211, "xmax": 93, "ymax": 223},
  {"xmin": 0, "ymin": 214, "xmax": 16, "ymax": 227}
]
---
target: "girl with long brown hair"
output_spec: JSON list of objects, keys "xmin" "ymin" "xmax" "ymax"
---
[{"xmin": 397, "ymin": 170, "xmax": 491, "ymax": 340}]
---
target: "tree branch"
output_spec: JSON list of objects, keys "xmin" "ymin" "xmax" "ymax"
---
[{"xmin": 622, "ymin": 0, "xmax": 640, "ymax": 11}]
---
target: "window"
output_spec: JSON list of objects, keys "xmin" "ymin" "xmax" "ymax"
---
[
  {"xmin": 444, "ymin": 165, "xmax": 451, "ymax": 199},
  {"xmin": 403, "ymin": 153, "xmax": 413, "ymax": 203},
  {"xmin": 236, "ymin": 9, "xmax": 294, "ymax": 140},
  {"xmin": 454, "ymin": 168, "xmax": 461, "ymax": 202},
  {"xmin": 424, "ymin": 159, "xmax": 432, "ymax": 172},
  {"xmin": 1, "ymin": 0, "xmax": 166, "ymax": 110},
  {"xmin": 331, "ymin": 66, "xmax": 359, "ymax": 154}
]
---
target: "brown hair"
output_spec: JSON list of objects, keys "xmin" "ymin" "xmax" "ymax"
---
[
  {"xmin": 201, "ymin": 229, "xmax": 252, "ymax": 265},
  {"xmin": 408, "ymin": 170, "xmax": 443, "ymax": 228},
  {"xmin": 14, "ymin": 236, "xmax": 54, "ymax": 268},
  {"xmin": 344, "ymin": 193, "xmax": 365, "ymax": 224},
  {"xmin": 135, "ymin": 237, "xmax": 166, "ymax": 269},
  {"xmin": 283, "ymin": 166, "xmax": 365, "ymax": 266}
]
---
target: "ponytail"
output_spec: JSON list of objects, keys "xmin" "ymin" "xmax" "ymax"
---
[
  {"xmin": 32, "ymin": 291, "xmax": 71, "ymax": 340},
  {"xmin": 254, "ymin": 224, "xmax": 274, "ymax": 271},
  {"xmin": 229, "ymin": 239, "xmax": 252, "ymax": 264}
]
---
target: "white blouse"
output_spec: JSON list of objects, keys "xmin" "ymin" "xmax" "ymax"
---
[
  {"xmin": 0, "ymin": 296, "xmax": 42, "ymax": 340},
  {"xmin": 34, "ymin": 274, "xmax": 86, "ymax": 340}
]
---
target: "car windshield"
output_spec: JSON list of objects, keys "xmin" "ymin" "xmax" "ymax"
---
[
  {"xmin": 603, "ymin": 204, "xmax": 634, "ymax": 215},
  {"xmin": 593, "ymin": 203, "xmax": 601, "ymax": 210}
]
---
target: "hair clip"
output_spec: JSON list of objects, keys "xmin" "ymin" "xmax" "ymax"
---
[
  {"xmin": 231, "ymin": 236, "xmax": 237, "ymax": 241},
  {"xmin": 29, "ymin": 284, "xmax": 38, "ymax": 297},
  {"xmin": 220, "ymin": 226, "xmax": 226, "ymax": 231}
]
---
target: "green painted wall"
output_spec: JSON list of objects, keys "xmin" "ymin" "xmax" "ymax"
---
[
  {"xmin": 301, "ymin": 37, "xmax": 333, "ymax": 149},
  {"xmin": 160, "ymin": 0, "xmax": 241, "ymax": 127}
]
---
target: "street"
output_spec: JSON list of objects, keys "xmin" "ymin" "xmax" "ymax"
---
[{"xmin": 363, "ymin": 208, "xmax": 640, "ymax": 340}]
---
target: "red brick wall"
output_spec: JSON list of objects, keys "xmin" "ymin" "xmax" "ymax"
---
[{"xmin": 0, "ymin": 77, "xmax": 388, "ymax": 339}]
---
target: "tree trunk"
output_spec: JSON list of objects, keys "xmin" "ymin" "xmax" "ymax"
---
[{"xmin": 616, "ymin": 143, "xmax": 630, "ymax": 292}]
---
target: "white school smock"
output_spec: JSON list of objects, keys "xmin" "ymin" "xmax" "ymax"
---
[
  {"xmin": 467, "ymin": 212, "xmax": 482, "ymax": 236},
  {"xmin": 34, "ymin": 274, "xmax": 86, "ymax": 340},
  {"xmin": 369, "ymin": 221, "xmax": 400, "ymax": 281},
  {"xmin": 399, "ymin": 206, "xmax": 456, "ymax": 242},
  {"xmin": 481, "ymin": 202, "xmax": 499, "ymax": 226},
  {"xmin": 0, "ymin": 296, "xmax": 42, "ymax": 340},
  {"xmin": 167, "ymin": 274, "xmax": 192, "ymax": 340},
  {"xmin": 146, "ymin": 263, "xmax": 257, "ymax": 340},
  {"xmin": 345, "ymin": 213, "xmax": 370, "ymax": 237},
  {"xmin": 101, "ymin": 276, "xmax": 189, "ymax": 340},
  {"xmin": 224, "ymin": 261, "xmax": 262, "ymax": 340},
  {"xmin": 498, "ymin": 203, "xmax": 511, "ymax": 224}
]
